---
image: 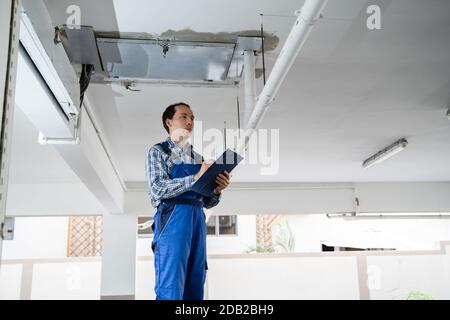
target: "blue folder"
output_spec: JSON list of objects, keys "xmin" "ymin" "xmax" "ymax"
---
[{"xmin": 191, "ymin": 149, "xmax": 243, "ymax": 197}]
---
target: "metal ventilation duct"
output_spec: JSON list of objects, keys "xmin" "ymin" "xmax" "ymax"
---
[
  {"xmin": 57, "ymin": 26, "xmax": 261, "ymax": 87},
  {"xmin": 98, "ymin": 38, "xmax": 235, "ymax": 83}
]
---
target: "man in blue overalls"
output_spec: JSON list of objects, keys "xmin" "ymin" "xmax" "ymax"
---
[{"xmin": 146, "ymin": 102, "xmax": 230, "ymax": 300}]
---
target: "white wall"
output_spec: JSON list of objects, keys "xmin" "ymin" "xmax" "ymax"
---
[
  {"xmin": 207, "ymin": 256, "xmax": 360, "ymax": 300},
  {"xmin": 100, "ymin": 213, "xmax": 136, "ymax": 297},
  {"xmin": 136, "ymin": 243, "xmax": 450, "ymax": 300},
  {"xmin": 0, "ymin": 216, "xmax": 102, "ymax": 300},
  {"xmin": 31, "ymin": 262, "xmax": 101, "ymax": 300},
  {"xmin": 135, "ymin": 257, "xmax": 361, "ymax": 300},
  {"xmin": 0, "ymin": 264, "xmax": 22, "ymax": 300},
  {"xmin": 0, "ymin": 260, "xmax": 102, "ymax": 300},
  {"xmin": 283, "ymin": 215, "xmax": 325, "ymax": 252},
  {"xmin": 135, "ymin": 260, "xmax": 155, "ymax": 300},
  {"xmin": 6, "ymin": 184, "xmax": 106, "ymax": 216},
  {"xmin": 367, "ymin": 252, "xmax": 450, "ymax": 300},
  {"xmin": 207, "ymin": 215, "xmax": 256, "ymax": 254},
  {"xmin": 283, "ymin": 215, "xmax": 450, "ymax": 252},
  {"xmin": 136, "ymin": 238, "xmax": 153, "ymax": 257},
  {"xmin": 1, "ymin": 217, "xmax": 69, "ymax": 259}
]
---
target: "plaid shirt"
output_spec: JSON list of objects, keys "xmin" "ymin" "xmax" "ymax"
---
[{"xmin": 146, "ymin": 137, "xmax": 221, "ymax": 209}]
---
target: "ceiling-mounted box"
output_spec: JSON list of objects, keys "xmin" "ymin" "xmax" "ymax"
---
[
  {"xmin": 57, "ymin": 23, "xmax": 262, "ymax": 87},
  {"xmin": 97, "ymin": 38, "xmax": 236, "ymax": 84}
]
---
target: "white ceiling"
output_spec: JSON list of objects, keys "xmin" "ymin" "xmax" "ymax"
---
[{"xmin": 41, "ymin": 0, "xmax": 450, "ymax": 183}]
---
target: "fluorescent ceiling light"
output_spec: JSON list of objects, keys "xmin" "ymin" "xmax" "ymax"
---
[
  {"xmin": 19, "ymin": 9, "xmax": 78, "ymax": 121},
  {"xmin": 362, "ymin": 138, "xmax": 408, "ymax": 169},
  {"xmin": 16, "ymin": 46, "xmax": 74, "ymax": 139}
]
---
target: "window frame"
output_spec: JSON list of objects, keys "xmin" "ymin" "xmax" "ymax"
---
[{"xmin": 207, "ymin": 215, "xmax": 238, "ymax": 237}]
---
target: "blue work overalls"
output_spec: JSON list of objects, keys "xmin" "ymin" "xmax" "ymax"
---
[{"xmin": 151, "ymin": 143, "xmax": 207, "ymax": 300}]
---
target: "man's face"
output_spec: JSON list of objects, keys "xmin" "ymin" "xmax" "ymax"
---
[{"xmin": 166, "ymin": 105, "xmax": 194, "ymax": 138}]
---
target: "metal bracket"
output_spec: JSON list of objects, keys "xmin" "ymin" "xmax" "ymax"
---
[
  {"xmin": 123, "ymin": 81, "xmax": 141, "ymax": 92},
  {"xmin": 1, "ymin": 217, "xmax": 15, "ymax": 240},
  {"xmin": 227, "ymin": 36, "xmax": 262, "ymax": 80}
]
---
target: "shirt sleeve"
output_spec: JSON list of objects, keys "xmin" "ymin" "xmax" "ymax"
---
[
  {"xmin": 203, "ymin": 192, "xmax": 222, "ymax": 209},
  {"xmin": 146, "ymin": 146, "xmax": 195, "ymax": 203}
]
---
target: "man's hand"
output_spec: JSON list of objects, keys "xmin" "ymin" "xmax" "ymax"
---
[
  {"xmin": 194, "ymin": 160, "xmax": 213, "ymax": 181},
  {"xmin": 214, "ymin": 171, "xmax": 230, "ymax": 195}
]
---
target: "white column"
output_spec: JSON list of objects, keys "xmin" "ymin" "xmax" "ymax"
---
[
  {"xmin": 0, "ymin": 0, "xmax": 20, "ymax": 261},
  {"xmin": 100, "ymin": 213, "xmax": 137, "ymax": 300}
]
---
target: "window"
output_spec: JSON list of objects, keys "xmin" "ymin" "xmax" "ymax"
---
[
  {"xmin": 67, "ymin": 216, "xmax": 103, "ymax": 257},
  {"xmin": 207, "ymin": 215, "xmax": 237, "ymax": 236},
  {"xmin": 137, "ymin": 217, "xmax": 154, "ymax": 238}
]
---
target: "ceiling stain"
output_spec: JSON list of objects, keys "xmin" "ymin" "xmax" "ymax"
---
[
  {"xmin": 95, "ymin": 28, "xmax": 279, "ymax": 53},
  {"xmin": 159, "ymin": 28, "xmax": 279, "ymax": 53}
]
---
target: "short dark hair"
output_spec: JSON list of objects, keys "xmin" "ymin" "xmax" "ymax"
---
[{"xmin": 162, "ymin": 102, "xmax": 191, "ymax": 133}]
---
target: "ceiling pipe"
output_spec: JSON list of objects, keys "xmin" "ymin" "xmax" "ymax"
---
[
  {"xmin": 236, "ymin": 0, "xmax": 328, "ymax": 154},
  {"xmin": 326, "ymin": 213, "xmax": 450, "ymax": 220},
  {"xmin": 243, "ymin": 50, "xmax": 257, "ymax": 128},
  {"xmin": 38, "ymin": 132, "xmax": 80, "ymax": 144},
  {"xmin": 38, "ymin": 115, "xmax": 81, "ymax": 145}
]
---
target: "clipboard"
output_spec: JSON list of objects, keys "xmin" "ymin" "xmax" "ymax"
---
[{"xmin": 191, "ymin": 149, "xmax": 243, "ymax": 197}]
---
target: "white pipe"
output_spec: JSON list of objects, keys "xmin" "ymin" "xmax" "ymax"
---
[
  {"xmin": 237, "ymin": 0, "xmax": 328, "ymax": 154},
  {"xmin": 38, "ymin": 132, "xmax": 80, "ymax": 144},
  {"xmin": 326, "ymin": 213, "xmax": 450, "ymax": 220},
  {"xmin": 243, "ymin": 50, "xmax": 256, "ymax": 127},
  {"xmin": 38, "ymin": 115, "xmax": 81, "ymax": 145}
]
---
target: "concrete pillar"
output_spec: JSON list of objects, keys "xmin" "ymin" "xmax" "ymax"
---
[{"xmin": 100, "ymin": 213, "xmax": 137, "ymax": 300}]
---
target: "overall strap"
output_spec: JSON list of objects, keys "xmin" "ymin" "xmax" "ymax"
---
[
  {"xmin": 189, "ymin": 145, "xmax": 204, "ymax": 163},
  {"xmin": 155, "ymin": 141, "xmax": 172, "ymax": 157}
]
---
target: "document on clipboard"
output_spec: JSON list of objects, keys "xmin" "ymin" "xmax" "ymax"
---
[{"xmin": 191, "ymin": 149, "xmax": 243, "ymax": 197}]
